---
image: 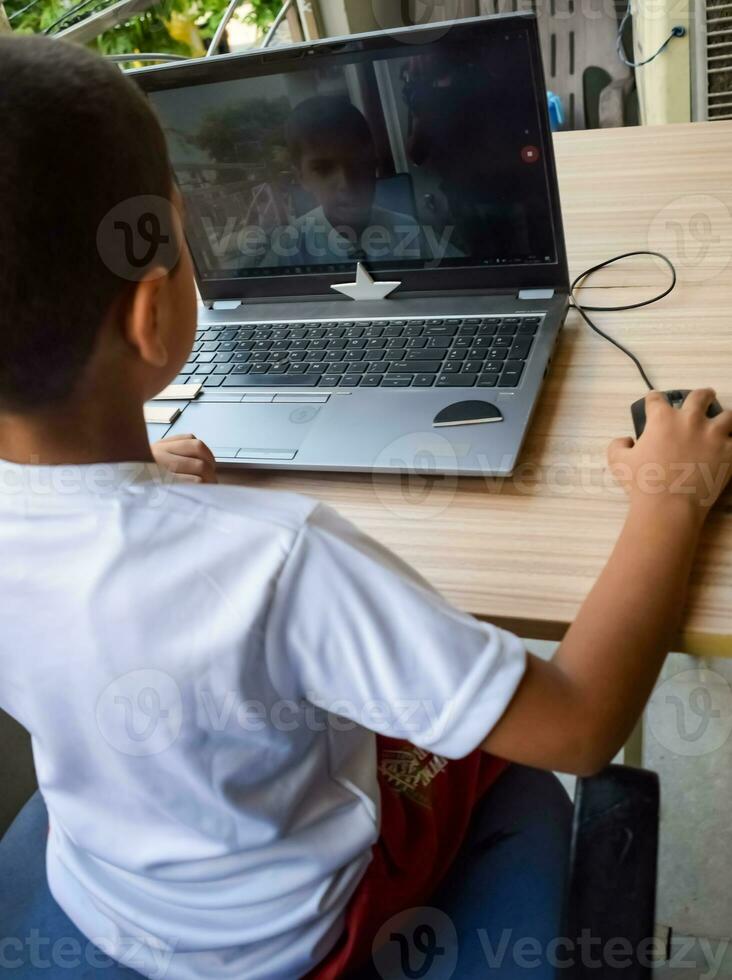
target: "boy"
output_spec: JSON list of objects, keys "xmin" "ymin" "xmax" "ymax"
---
[{"xmin": 1, "ymin": 36, "xmax": 731, "ymax": 980}]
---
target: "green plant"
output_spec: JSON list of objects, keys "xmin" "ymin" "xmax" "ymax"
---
[{"xmin": 5, "ymin": 0, "xmax": 282, "ymax": 57}]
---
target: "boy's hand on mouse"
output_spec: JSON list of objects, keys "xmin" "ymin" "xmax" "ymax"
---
[
  {"xmin": 608, "ymin": 388, "xmax": 732, "ymax": 517},
  {"xmin": 151, "ymin": 434, "xmax": 218, "ymax": 484}
]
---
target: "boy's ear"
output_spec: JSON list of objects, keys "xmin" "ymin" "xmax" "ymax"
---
[{"xmin": 124, "ymin": 267, "xmax": 171, "ymax": 368}]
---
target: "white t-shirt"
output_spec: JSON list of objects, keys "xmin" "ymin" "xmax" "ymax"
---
[{"xmin": 0, "ymin": 460, "xmax": 526, "ymax": 980}]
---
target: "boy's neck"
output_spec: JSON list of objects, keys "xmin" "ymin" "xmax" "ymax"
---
[{"xmin": 0, "ymin": 396, "xmax": 154, "ymax": 467}]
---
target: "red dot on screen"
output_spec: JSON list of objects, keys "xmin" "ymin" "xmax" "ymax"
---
[{"xmin": 521, "ymin": 145, "xmax": 540, "ymax": 164}]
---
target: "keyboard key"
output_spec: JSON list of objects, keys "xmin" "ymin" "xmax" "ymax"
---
[
  {"xmin": 405, "ymin": 350, "xmax": 443, "ymax": 361},
  {"xmin": 452, "ymin": 337, "xmax": 472, "ymax": 349},
  {"xmin": 403, "ymin": 325, "xmax": 423, "ymax": 338},
  {"xmin": 426, "ymin": 337, "xmax": 451, "ymax": 349},
  {"xmin": 437, "ymin": 373, "xmax": 477, "ymax": 387},
  {"xmin": 510, "ymin": 337, "xmax": 533, "ymax": 359},
  {"xmin": 522, "ymin": 316, "xmax": 542, "ymax": 324},
  {"xmin": 196, "ymin": 352, "xmax": 216, "ymax": 363},
  {"xmin": 224, "ymin": 373, "xmax": 321, "ymax": 387},
  {"xmin": 201, "ymin": 341, "xmax": 220, "ymax": 352},
  {"xmin": 361, "ymin": 374, "xmax": 382, "ymax": 387},
  {"xmin": 464, "ymin": 360, "xmax": 484, "ymax": 373},
  {"xmin": 393, "ymin": 360, "xmax": 439, "ymax": 372},
  {"xmin": 488, "ymin": 349, "xmax": 508, "ymax": 360},
  {"xmin": 414, "ymin": 373, "xmax": 437, "ymax": 386},
  {"xmin": 366, "ymin": 361, "xmax": 390, "ymax": 374},
  {"xmin": 341, "ymin": 373, "xmax": 364, "ymax": 386},
  {"xmin": 517, "ymin": 322, "xmax": 538, "ymax": 335},
  {"xmin": 213, "ymin": 364, "xmax": 232, "ymax": 374},
  {"xmin": 484, "ymin": 360, "xmax": 506, "ymax": 373},
  {"xmin": 499, "ymin": 364, "xmax": 524, "ymax": 387},
  {"xmin": 382, "ymin": 375, "xmax": 413, "ymax": 387},
  {"xmin": 424, "ymin": 324, "xmax": 458, "ymax": 337},
  {"xmin": 213, "ymin": 353, "xmax": 233, "ymax": 363},
  {"xmin": 321, "ymin": 374, "xmax": 342, "ymax": 386},
  {"xmin": 492, "ymin": 335, "xmax": 513, "ymax": 348},
  {"xmin": 202, "ymin": 375, "xmax": 223, "ymax": 387},
  {"xmin": 477, "ymin": 373, "xmax": 499, "ymax": 387}
]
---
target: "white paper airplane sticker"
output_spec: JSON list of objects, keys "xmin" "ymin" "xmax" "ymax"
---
[{"xmin": 330, "ymin": 262, "xmax": 401, "ymax": 301}]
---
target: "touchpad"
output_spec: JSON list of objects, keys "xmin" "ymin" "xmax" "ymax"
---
[{"xmin": 166, "ymin": 401, "xmax": 321, "ymax": 460}]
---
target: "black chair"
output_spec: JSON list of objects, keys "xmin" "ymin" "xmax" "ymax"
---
[{"xmin": 562, "ymin": 764, "xmax": 661, "ymax": 980}]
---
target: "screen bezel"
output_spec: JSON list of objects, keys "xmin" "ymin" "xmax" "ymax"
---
[{"xmin": 130, "ymin": 13, "xmax": 569, "ymax": 301}]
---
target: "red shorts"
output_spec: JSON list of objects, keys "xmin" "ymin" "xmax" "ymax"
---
[{"xmin": 308, "ymin": 736, "xmax": 507, "ymax": 978}]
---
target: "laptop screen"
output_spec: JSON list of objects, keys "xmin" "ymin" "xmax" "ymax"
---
[{"xmin": 144, "ymin": 17, "xmax": 560, "ymax": 287}]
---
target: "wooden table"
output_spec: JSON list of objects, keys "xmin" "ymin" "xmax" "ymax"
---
[{"xmin": 222, "ymin": 121, "xmax": 732, "ymax": 657}]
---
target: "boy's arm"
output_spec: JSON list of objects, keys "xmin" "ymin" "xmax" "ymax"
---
[{"xmin": 482, "ymin": 389, "xmax": 732, "ymax": 776}]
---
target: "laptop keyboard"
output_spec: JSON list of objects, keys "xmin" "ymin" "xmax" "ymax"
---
[{"xmin": 176, "ymin": 315, "xmax": 543, "ymax": 390}]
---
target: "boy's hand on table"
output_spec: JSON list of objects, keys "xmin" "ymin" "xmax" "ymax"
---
[
  {"xmin": 608, "ymin": 388, "xmax": 732, "ymax": 519},
  {"xmin": 483, "ymin": 389, "xmax": 732, "ymax": 776},
  {"xmin": 151, "ymin": 434, "xmax": 218, "ymax": 484}
]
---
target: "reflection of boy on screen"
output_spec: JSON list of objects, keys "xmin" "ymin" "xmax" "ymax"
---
[{"xmin": 259, "ymin": 96, "xmax": 424, "ymax": 268}]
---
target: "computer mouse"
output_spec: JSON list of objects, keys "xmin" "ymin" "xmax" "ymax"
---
[{"xmin": 631, "ymin": 389, "xmax": 724, "ymax": 438}]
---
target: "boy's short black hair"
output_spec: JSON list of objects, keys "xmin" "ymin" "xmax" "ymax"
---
[
  {"xmin": 0, "ymin": 36, "xmax": 173, "ymax": 411},
  {"xmin": 285, "ymin": 96, "xmax": 375, "ymax": 166}
]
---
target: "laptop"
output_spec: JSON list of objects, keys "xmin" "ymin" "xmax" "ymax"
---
[{"xmin": 131, "ymin": 12, "xmax": 569, "ymax": 475}]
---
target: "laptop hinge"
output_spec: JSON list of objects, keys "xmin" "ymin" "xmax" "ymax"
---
[
  {"xmin": 518, "ymin": 288, "xmax": 555, "ymax": 300},
  {"xmin": 211, "ymin": 300, "xmax": 244, "ymax": 311}
]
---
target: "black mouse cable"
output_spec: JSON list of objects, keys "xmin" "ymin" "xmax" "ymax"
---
[{"xmin": 568, "ymin": 250, "xmax": 678, "ymax": 392}]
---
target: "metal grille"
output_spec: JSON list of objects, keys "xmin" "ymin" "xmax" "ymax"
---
[{"xmin": 707, "ymin": 0, "xmax": 732, "ymax": 119}]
